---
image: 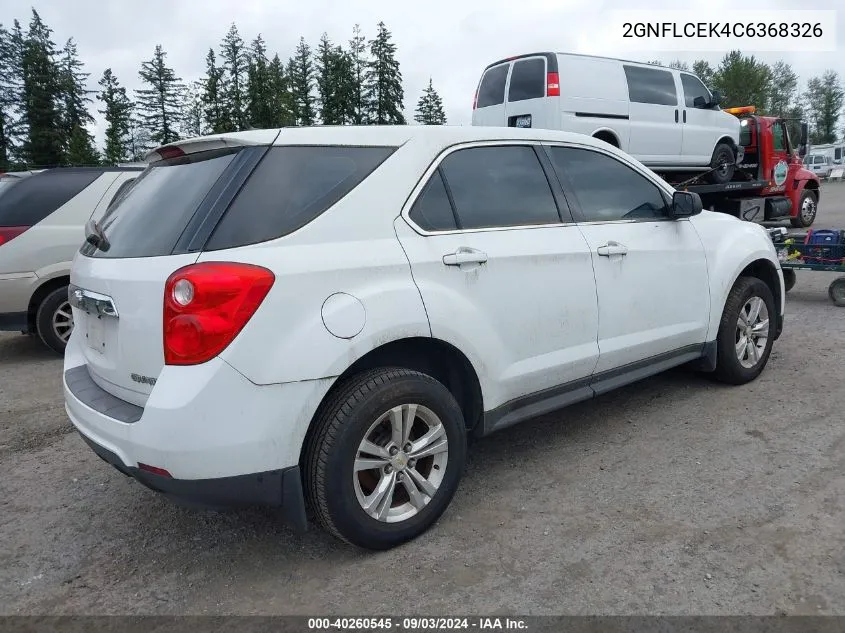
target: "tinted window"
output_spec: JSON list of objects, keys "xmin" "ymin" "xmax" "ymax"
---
[
  {"xmin": 439, "ymin": 146, "xmax": 559, "ymax": 230},
  {"xmin": 623, "ymin": 65, "xmax": 678, "ymax": 106},
  {"xmin": 86, "ymin": 149, "xmax": 239, "ymax": 258},
  {"xmin": 549, "ymin": 147, "xmax": 669, "ymax": 222},
  {"xmin": 477, "ymin": 65, "xmax": 509, "ymax": 108},
  {"xmin": 206, "ymin": 146, "xmax": 394, "ymax": 250},
  {"xmin": 96, "ymin": 178, "xmax": 137, "ymax": 222},
  {"xmin": 773, "ymin": 123, "xmax": 786, "ymax": 151},
  {"xmin": 836, "ymin": 148, "xmax": 842, "ymax": 161},
  {"xmin": 409, "ymin": 170, "xmax": 457, "ymax": 231},
  {"xmin": 680, "ymin": 73, "xmax": 710, "ymax": 108},
  {"xmin": 739, "ymin": 119, "xmax": 752, "ymax": 147},
  {"xmin": 508, "ymin": 58, "xmax": 546, "ymax": 102},
  {"xmin": 0, "ymin": 170, "xmax": 101, "ymax": 226}
]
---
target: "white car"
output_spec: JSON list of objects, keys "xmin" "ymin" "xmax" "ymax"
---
[
  {"xmin": 472, "ymin": 53, "xmax": 741, "ymax": 184},
  {"xmin": 0, "ymin": 167, "xmax": 140, "ymax": 352},
  {"xmin": 64, "ymin": 126, "xmax": 784, "ymax": 550}
]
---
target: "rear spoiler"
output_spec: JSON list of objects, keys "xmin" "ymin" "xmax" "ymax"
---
[{"xmin": 145, "ymin": 129, "xmax": 281, "ymax": 162}]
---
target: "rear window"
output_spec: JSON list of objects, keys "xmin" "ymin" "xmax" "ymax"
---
[
  {"xmin": 205, "ymin": 146, "xmax": 395, "ymax": 251},
  {"xmin": 477, "ymin": 65, "xmax": 509, "ymax": 108},
  {"xmin": 508, "ymin": 58, "xmax": 546, "ymax": 102},
  {"xmin": 0, "ymin": 170, "xmax": 101, "ymax": 227},
  {"xmin": 85, "ymin": 148, "xmax": 239, "ymax": 258}
]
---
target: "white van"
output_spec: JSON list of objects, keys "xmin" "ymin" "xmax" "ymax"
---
[{"xmin": 472, "ymin": 53, "xmax": 741, "ymax": 183}]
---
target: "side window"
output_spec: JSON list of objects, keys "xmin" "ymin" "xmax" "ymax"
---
[
  {"xmin": 772, "ymin": 123, "xmax": 786, "ymax": 151},
  {"xmin": 508, "ymin": 58, "xmax": 546, "ymax": 102},
  {"xmin": 623, "ymin": 65, "xmax": 678, "ymax": 106},
  {"xmin": 680, "ymin": 73, "xmax": 711, "ymax": 108},
  {"xmin": 0, "ymin": 170, "xmax": 101, "ymax": 227},
  {"xmin": 438, "ymin": 145, "xmax": 560, "ymax": 230},
  {"xmin": 476, "ymin": 65, "xmax": 509, "ymax": 108},
  {"xmin": 548, "ymin": 147, "xmax": 669, "ymax": 222},
  {"xmin": 835, "ymin": 148, "xmax": 842, "ymax": 161},
  {"xmin": 409, "ymin": 170, "xmax": 457, "ymax": 232}
]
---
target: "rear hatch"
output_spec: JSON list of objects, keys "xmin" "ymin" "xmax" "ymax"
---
[{"xmin": 70, "ymin": 132, "xmax": 279, "ymax": 406}]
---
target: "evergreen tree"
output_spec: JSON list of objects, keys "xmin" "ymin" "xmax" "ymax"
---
[
  {"xmin": 246, "ymin": 35, "xmax": 274, "ymax": 128},
  {"xmin": 768, "ymin": 61, "xmax": 799, "ymax": 117},
  {"xmin": 97, "ymin": 68, "xmax": 133, "ymax": 164},
  {"xmin": 364, "ymin": 22, "xmax": 405, "ymax": 124},
  {"xmin": 288, "ymin": 37, "xmax": 315, "ymax": 125},
  {"xmin": 414, "ymin": 78, "xmax": 446, "ymax": 125},
  {"xmin": 348, "ymin": 24, "xmax": 368, "ymax": 124},
  {"xmin": 712, "ymin": 51, "xmax": 772, "ymax": 112},
  {"xmin": 692, "ymin": 60, "xmax": 715, "ymax": 87},
  {"xmin": 220, "ymin": 24, "xmax": 249, "ymax": 130},
  {"xmin": 201, "ymin": 48, "xmax": 229, "ymax": 133},
  {"xmin": 804, "ymin": 71, "xmax": 844, "ymax": 144},
  {"xmin": 0, "ymin": 22, "xmax": 24, "ymax": 170},
  {"xmin": 268, "ymin": 53, "xmax": 294, "ymax": 127},
  {"xmin": 127, "ymin": 111, "xmax": 152, "ymax": 162},
  {"xmin": 20, "ymin": 10, "xmax": 63, "ymax": 167},
  {"xmin": 135, "ymin": 45, "xmax": 185, "ymax": 146},
  {"xmin": 316, "ymin": 34, "xmax": 355, "ymax": 124},
  {"xmin": 181, "ymin": 81, "xmax": 205, "ymax": 138},
  {"xmin": 57, "ymin": 38, "xmax": 97, "ymax": 164}
]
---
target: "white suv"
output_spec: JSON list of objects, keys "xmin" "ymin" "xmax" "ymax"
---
[{"xmin": 64, "ymin": 126, "xmax": 784, "ymax": 550}]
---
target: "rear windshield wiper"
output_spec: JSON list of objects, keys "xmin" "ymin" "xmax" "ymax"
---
[{"xmin": 85, "ymin": 218, "xmax": 110, "ymax": 252}]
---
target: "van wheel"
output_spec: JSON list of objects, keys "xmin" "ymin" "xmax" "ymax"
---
[
  {"xmin": 706, "ymin": 143, "xmax": 736, "ymax": 184},
  {"xmin": 304, "ymin": 367, "xmax": 467, "ymax": 550},
  {"xmin": 36, "ymin": 286, "xmax": 73, "ymax": 354},
  {"xmin": 713, "ymin": 277, "xmax": 776, "ymax": 385},
  {"xmin": 790, "ymin": 190, "xmax": 817, "ymax": 228}
]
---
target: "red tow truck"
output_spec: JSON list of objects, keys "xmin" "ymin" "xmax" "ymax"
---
[{"xmin": 667, "ymin": 106, "xmax": 821, "ymax": 228}]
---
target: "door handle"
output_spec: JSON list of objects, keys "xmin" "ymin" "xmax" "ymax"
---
[
  {"xmin": 443, "ymin": 247, "xmax": 488, "ymax": 266},
  {"xmin": 675, "ymin": 109, "xmax": 679, "ymax": 123},
  {"xmin": 596, "ymin": 241, "xmax": 628, "ymax": 257},
  {"xmin": 683, "ymin": 110, "xmax": 687, "ymax": 123}
]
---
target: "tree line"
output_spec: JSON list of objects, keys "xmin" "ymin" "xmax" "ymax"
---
[
  {"xmin": 0, "ymin": 10, "xmax": 448, "ymax": 171},
  {"xmin": 649, "ymin": 52, "xmax": 845, "ymax": 146}
]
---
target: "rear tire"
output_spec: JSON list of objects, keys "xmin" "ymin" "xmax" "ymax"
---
[
  {"xmin": 304, "ymin": 367, "xmax": 467, "ymax": 550},
  {"xmin": 36, "ymin": 286, "xmax": 73, "ymax": 354},
  {"xmin": 706, "ymin": 142, "xmax": 736, "ymax": 184},
  {"xmin": 790, "ymin": 189, "xmax": 817, "ymax": 228},
  {"xmin": 713, "ymin": 277, "xmax": 776, "ymax": 385}
]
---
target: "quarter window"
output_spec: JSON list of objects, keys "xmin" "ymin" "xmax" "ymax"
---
[
  {"xmin": 623, "ymin": 65, "xmax": 678, "ymax": 106},
  {"xmin": 408, "ymin": 170, "xmax": 457, "ymax": 232},
  {"xmin": 548, "ymin": 147, "xmax": 669, "ymax": 222}
]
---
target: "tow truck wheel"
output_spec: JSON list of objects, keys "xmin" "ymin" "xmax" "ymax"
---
[
  {"xmin": 790, "ymin": 190, "xmax": 817, "ymax": 228},
  {"xmin": 706, "ymin": 143, "xmax": 736, "ymax": 185},
  {"xmin": 783, "ymin": 269, "xmax": 796, "ymax": 293}
]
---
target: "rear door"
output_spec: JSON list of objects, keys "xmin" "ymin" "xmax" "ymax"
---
[
  {"xmin": 471, "ymin": 63, "xmax": 510, "ymax": 127},
  {"xmin": 678, "ymin": 72, "xmax": 717, "ymax": 165},
  {"xmin": 395, "ymin": 143, "xmax": 599, "ymax": 411},
  {"xmin": 503, "ymin": 56, "xmax": 558, "ymax": 130},
  {"xmin": 623, "ymin": 64, "xmax": 682, "ymax": 164}
]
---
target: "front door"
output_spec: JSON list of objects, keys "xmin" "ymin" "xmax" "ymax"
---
[
  {"xmin": 545, "ymin": 144, "xmax": 710, "ymax": 377},
  {"xmin": 395, "ymin": 143, "xmax": 599, "ymax": 410},
  {"xmin": 623, "ymin": 64, "xmax": 683, "ymax": 165},
  {"xmin": 678, "ymin": 72, "xmax": 717, "ymax": 165}
]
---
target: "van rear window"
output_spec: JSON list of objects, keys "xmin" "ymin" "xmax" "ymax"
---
[
  {"xmin": 508, "ymin": 58, "xmax": 546, "ymax": 102},
  {"xmin": 477, "ymin": 65, "xmax": 508, "ymax": 108},
  {"xmin": 0, "ymin": 170, "xmax": 101, "ymax": 227}
]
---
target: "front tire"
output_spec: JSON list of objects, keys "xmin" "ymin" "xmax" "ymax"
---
[
  {"xmin": 790, "ymin": 189, "xmax": 817, "ymax": 228},
  {"xmin": 36, "ymin": 286, "xmax": 73, "ymax": 354},
  {"xmin": 304, "ymin": 368, "xmax": 467, "ymax": 550},
  {"xmin": 706, "ymin": 142, "xmax": 736, "ymax": 185},
  {"xmin": 713, "ymin": 277, "xmax": 776, "ymax": 385}
]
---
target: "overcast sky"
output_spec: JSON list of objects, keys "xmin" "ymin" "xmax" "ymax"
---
[{"xmin": 1, "ymin": 0, "xmax": 843, "ymax": 148}]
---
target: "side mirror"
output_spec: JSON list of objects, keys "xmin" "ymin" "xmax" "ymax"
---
[
  {"xmin": 710, "ymin": 90, "xmax": 723, "ymax": 107},
  {"xmin": 693, "ymin": 96, "xmax": 707, "ymax": 109},
  {"xmin": 671, "ymin": 191, "xmax": 703, "ymax": 218},
  {"xmin": 798, "ymin": 122, "xmax": 809, "ymax": 158}
]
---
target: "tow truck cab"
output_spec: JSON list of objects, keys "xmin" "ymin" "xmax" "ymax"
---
[{"xmin": 674, "ymin": 106, "xmax": 821, "ymax": 228}]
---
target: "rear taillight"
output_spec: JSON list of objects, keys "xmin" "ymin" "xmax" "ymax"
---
[
  {"xmin": 0, "ymin": 226, "xmax": 30, "ymax": 247},
  {"xmin": 546, "ymin": 72, "xmax": 560, "ymax": 97},
  {"xmin": 163, "ymin": 262, "xmax": 275, "ymax": 366}
]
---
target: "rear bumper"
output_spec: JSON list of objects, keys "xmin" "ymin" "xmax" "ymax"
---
[{"xmin": 78, "ymin": 429, "xmax": 307, "ymax": 530}]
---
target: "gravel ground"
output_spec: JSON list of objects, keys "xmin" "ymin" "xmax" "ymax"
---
[{"xmin": 1, "ymin": 183, "xmax": 844, "ymax": 615}]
